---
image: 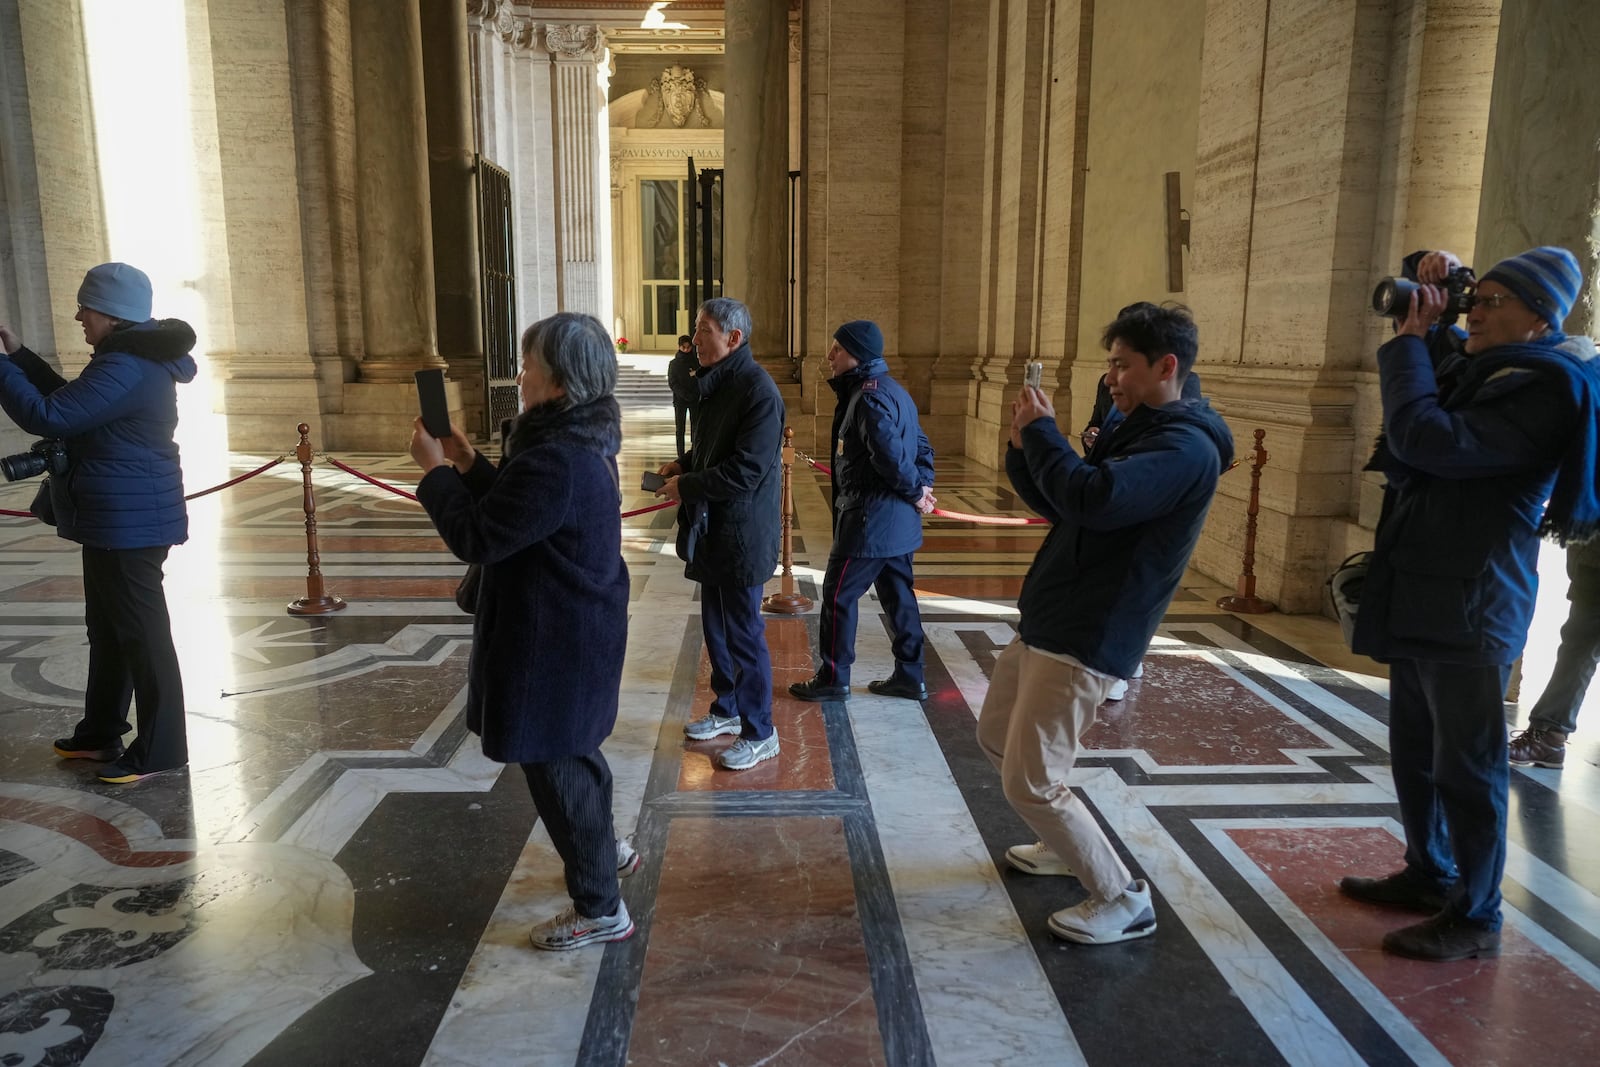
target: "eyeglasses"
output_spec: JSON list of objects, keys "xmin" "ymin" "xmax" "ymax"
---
[{"xmin": 1471, "ymin": 293, "xmax": 1518, "ymax": 310}]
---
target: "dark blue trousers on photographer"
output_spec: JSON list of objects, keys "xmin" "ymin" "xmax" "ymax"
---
[
  {"xmin": 1388, "ymin": 658, "xmax": 1510, "ymax": 929},
  {"xmin": 816, "ymin": 551, "xmax": 924, "ymax": 687}
]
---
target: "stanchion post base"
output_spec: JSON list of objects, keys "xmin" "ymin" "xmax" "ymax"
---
[
  {"xmin": 762, "ymin": 592, "xmax": 812, "ymax": 615},
  {"xmin": 288, "ymin": 595, "xmax": 348, "ymax": 616},
  {"xmin": 1216, "ymin": 594, "xmax": 1275, "ymax": 614}
]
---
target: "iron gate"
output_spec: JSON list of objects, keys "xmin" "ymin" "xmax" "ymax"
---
[{"xmin": 475, "ymin": 155, "xmax": 518, "ymax": 435}]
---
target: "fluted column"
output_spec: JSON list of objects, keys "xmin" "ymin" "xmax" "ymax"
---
[
  {"xmin": 724, "ymin": 0, "xmax": 789, "ymax": 366},
  {"xmin": 544, "ymin": 23, "xmax": 609, "ymax": 322},
  {"xmin": 348, "ymin": 0, "xmax": 444, "ymax": 382}
]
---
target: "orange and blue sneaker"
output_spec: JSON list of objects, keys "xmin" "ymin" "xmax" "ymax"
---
[
  {"xmin": 95, "ymin": 762, "xmax": 184, "ymax": 785},
  {"xmin": 53, "ymin": 737, "xmax": 124, "ymax": 762}
]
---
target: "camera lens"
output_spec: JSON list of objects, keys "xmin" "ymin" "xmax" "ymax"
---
[
  {"xmin": 0, "ymin": 452, "xmax": 45, "ymax": 482},
  {"xmin": 1371, "ymin": 277, "xmax": 1418, "ymax": 318}
]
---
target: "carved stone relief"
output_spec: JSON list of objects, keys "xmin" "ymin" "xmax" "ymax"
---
[{"xmin": 636, "ymin": 65, "xmax": 718, "ymax": 129}]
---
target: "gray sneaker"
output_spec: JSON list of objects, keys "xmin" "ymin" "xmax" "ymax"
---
[
  {"xmin": 1047, "ymin": 880, "xmax": 1157, "ymax": 945},
  {"xmin": 1005, "ymin": 841, "xmax": 1075, "ymax": 876},
  {"xmin": 719, "ymin": 733, "xmax": 780, "ymax": 770},
  {"xmin": 616, "ymin": 837, "xmax": 640, "ymax": 878},
  {"xmin": 685, "ymin": 712, "xmax": 741, "ymax": 740},
  {"xmin": 528, "ymin": 900, "xmax": 634, "ymax": 951}
]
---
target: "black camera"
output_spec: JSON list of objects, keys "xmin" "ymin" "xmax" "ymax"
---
[
  {"xmin": 1, "ymin": 438, "xmax": 69, "ymax": 482},
  {"xmin": 1371, "ymin": 266, "xmax": 1477, "ymax": 322}
]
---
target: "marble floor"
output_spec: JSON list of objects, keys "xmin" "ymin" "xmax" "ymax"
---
[{"xmin": 1, "ymin": 381, "xmax": 1597, "ymax": 1066}]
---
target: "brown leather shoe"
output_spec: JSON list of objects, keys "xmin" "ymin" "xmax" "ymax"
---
[
  {"xmin": 1338, "ymin": 869, "xmax": 1450, "ymax": 914},
  {"xmin": 1382, "ymin": 913, "xmax": 1500, "ymax": 962},
  {"xmin": 1508, "ymin": 725, "xmax": 1567, "ymax": 768}
]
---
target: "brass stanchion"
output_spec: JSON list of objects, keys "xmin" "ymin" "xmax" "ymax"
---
[
  {"xmin": 763, "ymin": 426, "xmax": 812, "ymax": 614},
  {"xmin": 1218, "ymin": 427, "xmax": 1275, "ymax": 614},
  {"xmin": 287, "ymin": 422, "xmax": 347, "ymax": 616}
]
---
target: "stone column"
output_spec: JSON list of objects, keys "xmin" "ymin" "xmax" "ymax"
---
[
  {"xmin": 1475, "ymin": 0, "xmax": 1600, "ymax": 338},
  {"xmin": 421, "ymin": 0, "xmax": 485, "ymax": 432},
  {"xmin": 344, "ymin": 0, "xmax": 458, "ymax": 445},
  {"xmin": 206, "ymin": 0, "xmax": 332, "ymax": 449},
  {"xmin": 725, "ymin": 0, "xmax": 790, "ymax": 369},
  {"xmin": 544, "ymin": 23, "xmax": 609, "ymax": 322}
]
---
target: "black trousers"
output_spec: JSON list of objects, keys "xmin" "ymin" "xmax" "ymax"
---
[
  {"xmin": 76, "ymin": 545, "xmax": 187, "ymax": 772},
  {"xmin": 520, "ymin": 751, "xmax": 621, "ymax": 918},
  {"xmin": 1528, "ymin": 555, "xmax": 1600, "ymax": 735},
  {"xmin": 673, "ymin": 402, "xmax": 691, "ymax": 459}
]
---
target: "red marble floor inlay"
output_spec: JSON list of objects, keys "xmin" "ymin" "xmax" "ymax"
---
[
  {"xmin": 630, "ymin": 817, "xmax": 886, "ymax": 1066},
  {"xmin": 1231, "ymin": 825, "xmax": 1600, "ymax": 1066},
  {"xmin": 912, "ymin": 576, "xmax": 1024, "ymax": 598},
  {"xmin": 1085, "ymin": 656, "xmax": 1327, "ymax": 765},
  {"xmin": 679, "ymin": 617, "xmax": 834, "ymax": 792},
  {"xmin": 0, "ymin": 798, "xmax": 193, "ymax": 867}
]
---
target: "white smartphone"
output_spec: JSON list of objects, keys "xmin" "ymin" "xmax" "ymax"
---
[{"xmin": 1024, "ymin": 361, "xmax": 1043, "ymax": 389}]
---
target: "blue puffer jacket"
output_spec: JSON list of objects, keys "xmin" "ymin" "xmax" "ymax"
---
[
  {"xmin": 1353, "ymin": 330, "xmax": 1598, "ymax": 665},
  {"xmin": 827, "ymin": 357, "xmax": 934, "ymax": 557},
  {"xmin": 1006, "ymin": 394, "xmax": 1233, "ymax": 679},
  {"xmin": 0, "ymin": 320, "xmax": 197, "ymax": 549}
]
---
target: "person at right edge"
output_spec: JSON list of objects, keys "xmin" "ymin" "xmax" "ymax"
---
[
  {"xmin": 1507, "ymin": 535, "xmax": 1600, "ymax": 768},
  {"xmin": 984, "ymin": 302, "xmax": 1231, "ymax": 944},
  {"xmin": 1341, "ymin": 246, "xmax": 1600, "ymax": 963},
  {"xmin": 790, "ymin": 320, "xmax": 936, "ymax": 704}
]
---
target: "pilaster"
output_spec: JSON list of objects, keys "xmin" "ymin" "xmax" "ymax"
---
[{"xmin": 545, "ymin": 22, "xmax": 611, "ymax": 324}]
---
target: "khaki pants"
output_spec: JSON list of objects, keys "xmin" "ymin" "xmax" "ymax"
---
[{"xmin": 977, "ymin": 637, "xmax": 1131, "ymax": 901}]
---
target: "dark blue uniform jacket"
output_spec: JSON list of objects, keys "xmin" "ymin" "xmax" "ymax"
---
[{"xmin": 827, "ymin": 357, "xmax": 935, "ymax": 558}]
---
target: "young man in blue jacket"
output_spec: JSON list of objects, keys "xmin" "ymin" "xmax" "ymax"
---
[
  {"xmin": 790, "ymin": 320, "xmax": 936, "ymax": 703},
  {"xmin": 1342, "ymin": 246, "xmax": 1600, "ymax": 962},
  {"xmin": 982, "ymin": 302, "xmax": 1232, "ymax": 944}
]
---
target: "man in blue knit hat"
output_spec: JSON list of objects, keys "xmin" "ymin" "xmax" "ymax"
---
[
  {"xmin": 1343, "ymin": 245, "xmax": 1600, "ymax": 962},
  {"xmin": 790, "ymin": 320, "xmax": 936, "ymax": 703}
]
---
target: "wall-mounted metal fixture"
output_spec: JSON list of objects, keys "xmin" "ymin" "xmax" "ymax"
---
[{"xmin": 1165, "ymin": 171, "xmax": 1190, "ymax": 293}]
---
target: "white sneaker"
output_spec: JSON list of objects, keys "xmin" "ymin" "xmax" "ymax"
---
[
  {"xmin": 1047, "ymin": 880, "xmax": 1157, "ymax": 945},
  {"xmin": 1106, "ymin": 678, "xmax": 1129, "ymax": 702},
  {"xmin": 528, "ymin": 900, "xmax": 634, "ymax": 951},
  {"xmin": 1132, "ymin": 662, "xmax": 1144, "ymax": 679},
  {"xmin": 719, "ymin": 732, "xmax": 780, "ymax": 770},
  {"xmin": 685, "ymin": 712, "xmax": 741, "ymax": 740},
  {"xmin": 616, "ymin": 837, "xmax": 640, "ymax": 878},
  {"xmin": 1005, "ymin": 841, "xmax": 1075, "ymax": 876}
]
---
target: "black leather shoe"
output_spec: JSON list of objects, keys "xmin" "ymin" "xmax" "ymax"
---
[
  {"xmin": 867, "ymin": 677, "xmax": 928, "ymax": 701},
  {"xmin": 788, "ymin": 675, "xmax": 849, "ymax": 702},
  {"xmin": 1338, "ymin": 869, "xmax": 1450, "ymax": 914},
  {"xmin": 1382, "ymin": 913, "xmax": 1500, "ymax": 962}
]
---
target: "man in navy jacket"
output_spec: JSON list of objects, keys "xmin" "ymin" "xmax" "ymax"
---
[
  {"xmin": 1343, "ymin": 246, "xmax": 1600, "ymax": 962},
  {"xmin": 790, "ymin": 320, "xmax": 935, "ymax": 703},
  {"xmin": 981, "ymin": 302, "xmax": 1232, "ymax": 945}
]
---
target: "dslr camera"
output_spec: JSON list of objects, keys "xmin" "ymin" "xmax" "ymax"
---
[
  {"xmin": 1, "ymin": 438, "xmax": 68, "ymax": 482},
  {"xmin": 1371, "ymin": 265, "xmax": 1477, "ymax": 323}
]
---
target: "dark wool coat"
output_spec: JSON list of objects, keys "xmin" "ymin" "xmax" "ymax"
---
[
  {"xmin": 826, "ymin": 357, "xmax": 934, "ymax": 558},
  {"xmin": 0, "ymin": 320, "xmax": 197, "ymax": 549},
  {"xmin": 417, "ymin": 398, "xmax": 630, "ymax": 764},
  {"xmin": 1353, "ymin": 331, "xmax": 1599, "ymax": 666},
  {"xmin": 1007, "ymin": 396, "xmax": 1233, "ymax": 680},
  {"xmin": 674, "ymin": 343, "xmax": 785, "ymax": 587}
]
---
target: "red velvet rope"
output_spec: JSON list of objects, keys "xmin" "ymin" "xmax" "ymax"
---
[
  {"xmin": 323, "ymin": 455, "xmax": 680, "ymax": 520},
  {"xmin": 0, "ymin": 455, "xmax": 290, "ymax": 520},
  {"xmin": 792, "ymin": 449, "xmax": 1049, "ymax": 527}
]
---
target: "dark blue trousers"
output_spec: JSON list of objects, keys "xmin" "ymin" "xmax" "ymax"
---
[
  {"xmin": 1528, "ymin": 555, "xmax": 1600, "ymax": 735},
  {"xmin": 701, "ymin": 583, "xmax": 773, "ymax": 741},
  {"xmin": 520, "ymin": 751, "xmax": 621, "ymax": 919},
  {"xmin": 816, "ymin": 551, "xmax": 925, "ymax": 687},
  {"xmin": 1388, "ymin": 658, "xmax": 1510, "ymax": 929}
]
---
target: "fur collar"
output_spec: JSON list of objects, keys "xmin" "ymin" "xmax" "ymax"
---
[
  {"xmin": 505, "ymin": 395, "xmax": 622, "ymax": 460},
  {"xmin": 94, "ymin": 318, "xmax": 196, "ymax": 362}
]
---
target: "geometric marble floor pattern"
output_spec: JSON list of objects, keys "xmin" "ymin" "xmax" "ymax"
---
[{"xmin": 1, "ymin": 404, "xmax": 1598, "ymax": 1066}]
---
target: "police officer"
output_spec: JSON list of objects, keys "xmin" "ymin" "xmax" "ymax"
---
[{"xmin": 791, "ymin": 320, "xmax": 936, "ymax": 702}]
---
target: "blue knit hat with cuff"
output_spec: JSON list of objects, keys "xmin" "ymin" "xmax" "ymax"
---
[
  {"xmin": 833, "ymin": 320, "xmax": 883, "ymax": 364},
  {"xmin": 1480, "ymin": 246, "xmax": 1583, "ymax": 329},
  {"xmin": 77, "ymin": 262, "xmax": 153, "ymax": 323}
]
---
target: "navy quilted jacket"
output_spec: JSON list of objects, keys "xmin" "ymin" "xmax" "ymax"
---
[
  {"xmin": 826, "ymin": 357, "xmax": 935, "ymax": 558},
  {"xmin": 0, "ymin": 320, "xmax": 197, "ymax": 549}
]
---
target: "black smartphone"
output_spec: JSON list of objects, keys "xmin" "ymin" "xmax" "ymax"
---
[
  {"xmin": 415, "ymin": 368, "xmax": 451, "ymax": 438},
  {"xmin": 641, "ymin": 471, "xmax": 667, "ymax": 492}
]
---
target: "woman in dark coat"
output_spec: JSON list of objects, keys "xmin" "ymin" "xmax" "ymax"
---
[{"xmin": 410, "ymin": 312, "xmax": 634, "ymax": 951}]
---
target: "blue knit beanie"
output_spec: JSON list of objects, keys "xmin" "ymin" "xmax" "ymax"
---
[
  {"xmin": 833, "ymin": 320, "xmax": 883, "ymax": 364},
  {"xmin": 1480, "ymin": 246, "xmax": 1582, "ymax": 329},
  {"xmin": 77, "ymin": 262, "xmax": 153, "ymax": 323}
]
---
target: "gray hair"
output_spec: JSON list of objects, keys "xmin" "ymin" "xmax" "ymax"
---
[
  {"xmin": 519, "ymin": 312, "xmax": 617, "ymax": 407},
  {"xmin": 697, "ymin": 297, "xmax": 752, "ymax": 342}
]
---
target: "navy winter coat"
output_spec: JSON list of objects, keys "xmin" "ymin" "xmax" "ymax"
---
[
  {"xmin": 417, "ymin": 398, "xmax": 630, "ymax": 764},
  {"xmin": 1353, "ymin": 331, "xmax": 1595, "ymax": 666},
  {"xmin": 826, "ymin": 357, "xmax": 935, "ymax": 557},
  {"xmin": 675, "ymin": 343, "xmax": 785, "ymax": 587},
  {"xmin": 1007, "ymin": 394, "xmax": 1234, "ymax": 679},
  {"xmin": 0, "ymin": 320, "xmax": 196, "ymax": 549}
]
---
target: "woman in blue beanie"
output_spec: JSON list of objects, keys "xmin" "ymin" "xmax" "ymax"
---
[{"xmin": 0, "ymin": 263, "xmax": 197, "ymax": 784}]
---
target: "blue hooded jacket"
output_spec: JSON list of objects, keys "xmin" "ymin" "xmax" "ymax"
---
[
  {"xmin": 0, "ymin": 320, "xmax": 198, "ymax": 549},
  {"xmin": 1006, "ymin": 392, "xmax": 1234, "ymax": 679},
  {"xmin": 827, "ymin": 356, "xmax": 935, "ymax": 558}
]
